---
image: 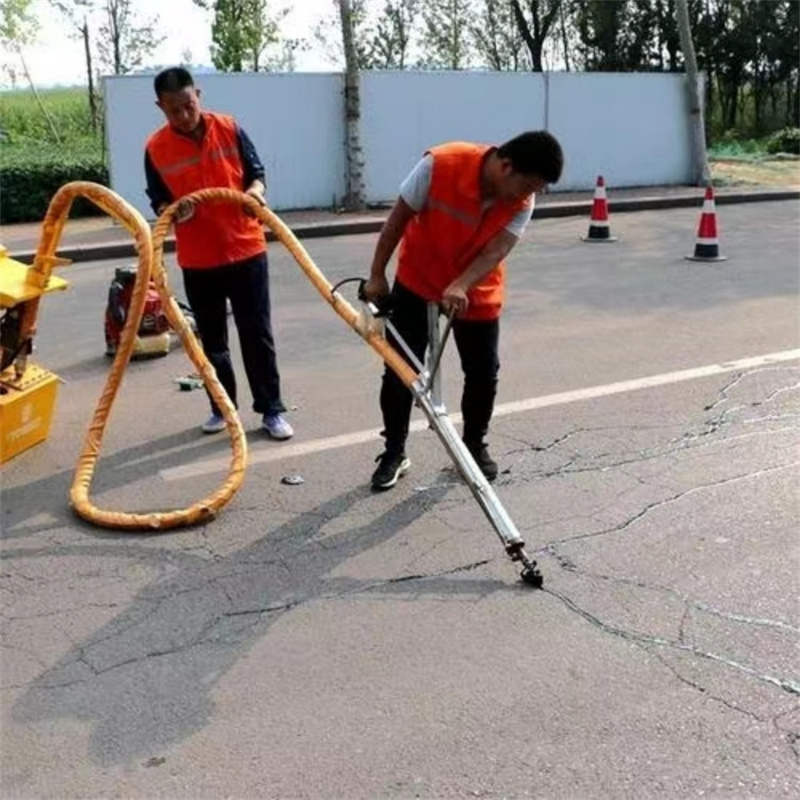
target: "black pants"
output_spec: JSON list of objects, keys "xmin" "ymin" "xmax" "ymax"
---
[
  {"xmin": 380, "ymin": 281, "xmax": 500, "ymax": 453},
  {"xmin": 182, "ymin": 252, "xmax": 285, "ymax": 417}
]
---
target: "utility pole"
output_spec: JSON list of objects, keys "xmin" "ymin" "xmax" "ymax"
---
[{"xmin": 676, "ymin": 0, "xmax": 711, "ymax": 186}]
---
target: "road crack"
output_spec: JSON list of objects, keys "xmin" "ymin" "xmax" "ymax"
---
[{"xmin": 543, "ymin": 587, "xmax": 800, "ymax": 696}]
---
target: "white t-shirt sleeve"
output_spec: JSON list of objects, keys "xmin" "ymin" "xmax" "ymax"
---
[
  {"xmin": 505, "ymin": 197, "xmax": 535, "ymax": 238},
  {"xmin": 399, "ymin": 154, "xmax": 433, "ymax": 211},
  {"xmin": 399, "ymin": 153, "xmax": 535, "ymax": 238}
]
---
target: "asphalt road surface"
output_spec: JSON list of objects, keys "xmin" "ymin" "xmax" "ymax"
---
[{"xmin": 2, "ymin": 201, "xmax": 798, "ymax": 799}]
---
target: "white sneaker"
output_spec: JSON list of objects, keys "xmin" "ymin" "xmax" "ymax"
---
[
  {"xmin": 263, "ymin": 413, "xmax": 293, "ymax": 440},
  {"xmin": 201, "ymin": 413, "xmax": 226, "ymax": 434}
]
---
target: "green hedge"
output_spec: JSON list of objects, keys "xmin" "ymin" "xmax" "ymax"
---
[
  {"xmin": 0, "ymin": 156, "xmax": 109, "ymax": 224},
  {"xmin": 766, "ymin": 127, "xmax": 800, "ymax": 155}
]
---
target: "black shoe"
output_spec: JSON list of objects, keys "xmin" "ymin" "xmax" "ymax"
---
[
  {"xmin": 465, "ymin": 441, "xmax": 498, "ymax": 482},
  {"xmin": 371, "ymin": 450, "xmax": 411, "ymax": 490}
]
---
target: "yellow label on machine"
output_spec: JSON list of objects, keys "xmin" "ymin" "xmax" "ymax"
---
[{"xmin": 0, "ymin": 365, "xmax": 60, "ymax": 464}]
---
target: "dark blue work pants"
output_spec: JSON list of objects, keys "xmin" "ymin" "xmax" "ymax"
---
[{"xmin": 182, "ymin": 251, "xmax": 285, "ymax": 417}]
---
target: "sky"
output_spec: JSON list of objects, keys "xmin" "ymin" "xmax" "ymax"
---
[{"xmin": 7, "ymin": 0, "xmax": 337, "ymax": 88}]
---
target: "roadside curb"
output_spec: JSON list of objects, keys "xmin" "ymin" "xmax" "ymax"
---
[{"xmin": 7, "ymin": 189, "xmax": 798, "ymax": 264}]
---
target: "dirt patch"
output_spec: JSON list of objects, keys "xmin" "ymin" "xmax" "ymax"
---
[{"xmin": 711, "ymin": 158, "xmax": 800, "ymax": 188}]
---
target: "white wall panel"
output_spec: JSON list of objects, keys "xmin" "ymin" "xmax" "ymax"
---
[
  {"xmin": 360, "ymin": 71, "xmax": 547, "ymax": 203},
  {"xmin": 105, "ymin": 72, "xmax": 344, "ymax": 218},
  {"xmin": 546, "ymin": 72, "xmax": 691, "ymax": 191},
  {"xmin": 104, "ymin": 70, "xmax": 692, "ymax": 216}
]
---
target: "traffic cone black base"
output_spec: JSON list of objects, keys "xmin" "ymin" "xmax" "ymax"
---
[
  {"xmin": 581, "ymin": 175, "xmax": 617, "ymax": 243},
  {"xmin": 686, "ymin": 185, "xmax": 726, "ymax": 262},
  {"xmin": 685, "ymin": 250, "xmax": 727, "ymax": 262},
  {"xmin": 581, "ymin": 227, "xmax": 618, "ymax": 243}
]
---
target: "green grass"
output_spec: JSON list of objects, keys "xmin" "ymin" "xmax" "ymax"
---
[
  {"xmin": 0, "ymin": 87, "xmax": 107, "ymax": 223},
  {"xmin": 1, "ymin": 136, "xmax": 103, "ymax": 167},
  {"xmin": 0, "ymin": 86, "xmax": 103, "ymax": 166},
  {"xmin": 708, "ymin": 137, "xmax": 770, "ymax": 160}
]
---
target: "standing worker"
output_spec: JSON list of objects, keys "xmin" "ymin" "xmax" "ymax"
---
[
  {"xmin": 364, "ymin": 131, "xmax": 563, "ymax": 490},
  {"xmin": 144, "ymin": 66, "xmax": 293, "ymax": 440}
]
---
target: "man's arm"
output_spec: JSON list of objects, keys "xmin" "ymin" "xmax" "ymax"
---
[
  {"xmin": 442, "ymin": 229, "xmax": 519, "ymax": 316},
  {"xmin": 237, "ymin": 126, "xmax": 266, "ymax": 199},
  {"xmin": 363, "ymin": 155, "xmax": 430, "ymax": 300},
  {"xmin": 145, "ymin": 150, "xmax": 196, "ymax": 222},
  {"xmin": 144, "ymin": 150, "xmax": 172, "ymax": 216},
  {"xmin": 364, "ymin": 197, "xmax": 417, "ymax": 300}
]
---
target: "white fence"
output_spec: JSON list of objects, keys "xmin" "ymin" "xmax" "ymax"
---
[{"xmin": 104, "ymin": 70, "xmax": 693, "ymax": 219}]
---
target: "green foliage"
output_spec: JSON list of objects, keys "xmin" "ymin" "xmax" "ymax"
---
[
  {"xmin": 0, "ymin": 88, "xmax": 106, "ymax": 224},
  {"xmin": 766, "ymin": 127, "xmax": 800, "ymax": 155},
  {"xmin": 194, "ymin": 0, "xmax": 288, "ymax": 72},
  {"xmin": 0, "ymin": 0, "xmax": 39, "ymax": 46},
  {"xmin": 708, "ymin": 133, "xmax": 769, "ymax": 158},
  {"xmin": 708, "ymin": 129, "xmax": 800, "ymax": 159},
  {"xmin": 96, "ymin": 0, "xmax": 165, "ymax": 75},
  {"xmin": 574, "ymin": 0, "xmax": 663, "ymax": 72},
  {"xmin": 1, "ymin": 157, "xmax": 109, "ymax": 224},
  {"xmin": 366, "ymin": 0, "xmax": 418, "ymax": 69},
  {"xmin": 473, "ymin": 0, "xmax": 528, "ymax": 72},
  {"xmin": 0, "ymin": 87, "xmax": 95, "ymax": 144},
  {"xmin": 418, "ymin": 0, "xmax": 476, "ymax": 69}
]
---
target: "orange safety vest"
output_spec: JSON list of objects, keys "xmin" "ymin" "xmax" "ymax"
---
[
  {"xmin": 396, "ymin": 142, "xmax": 530, "ymax": 321},
  {"xmin": 146, "ymin": 112, "xmax": 266, "ymax": 269}
]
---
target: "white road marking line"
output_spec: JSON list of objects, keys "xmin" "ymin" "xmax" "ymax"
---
[{"xmin": 160, "ymin": 349, "xmax": 800, "ymax": 482}]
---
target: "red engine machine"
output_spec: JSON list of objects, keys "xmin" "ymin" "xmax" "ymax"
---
[{"xmin": 104, "ymin": 266, "xmax": 171, "ymax": 358}]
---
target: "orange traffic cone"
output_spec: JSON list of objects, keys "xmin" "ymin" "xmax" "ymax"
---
[
  {"xmin": 686, "ymin": 185, "xmax": 726, "ymax": 262},
  {"xmin": 581, "ymin": 175, "xmax": 617, "ymax": 243}
]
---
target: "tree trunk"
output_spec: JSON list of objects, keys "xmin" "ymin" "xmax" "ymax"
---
[
  {"xmin": 731, "ymin": 84, "xmax": 740, "ymax": 129},
  {"xmin": 17, "ymin": 49, "xmax": 61, "ymax": 145},
  {"xmin": 794, "ymin": 77, "xmax": 800, "ymax": 129},
  {"xmin": 788, "ymin": 78, "xmax": 799, "ymax": 128},
  {"xmin": 338, "ymin": 0, "xmax": 366, "ymax": 212},
  {"xmin": 718, "ymin": 79, "xmax": 731, "ymax": 130},
  {"xmin": 753, "ymin": 71, "xmax": 766, "ymax": 133},
  {"xmin": 511, "ymin": 0, "xmax": 539, "ymax": 71},
  {"xmin": 676, "ymin": 0, "xmax": 710, "ymax": 186},
  {"xmin": 559, "ymin": 1, "xmax": 571, "ymax": 71},
  {"xmin": 705, "ymin": 72, "xmax": 714, "ymax": 135},
  {"xmin": 81, "ymin": 17, "xmax": 98, "ymax": 132},
  {"xmin": 109, "ymin": 1, "xmax": 122, "ymax": 74}
]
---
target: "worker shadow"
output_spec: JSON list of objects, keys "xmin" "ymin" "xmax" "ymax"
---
[
  {"xmin": 0, "ymin": 426, "xmax": 280, "ymax": 541},
  {"xmin": 53, "ymin": 353, "xmax": 117, "ymax": 382},
  {"xmin": 10, "ymin": 479, "xmax": 508, "ymax": 767}
]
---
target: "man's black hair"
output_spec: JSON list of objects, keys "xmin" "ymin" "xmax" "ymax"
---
[
  {"xmin": 154, "ymin": 67, "xmax": 194, "ymax": 97},
  {"xmin": 497, "ymin": 131, "xmax": 564, "ymax": 184}
]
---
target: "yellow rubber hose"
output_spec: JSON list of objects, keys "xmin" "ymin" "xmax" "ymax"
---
[
  {"xmin": 152, "ymin": 188, "xmax": 419, "ymax": 392},
  {"xmin": 40, "ymin": 183, "xmax": 416, "ymax": 532},
  {"xmin": 28, "ymin": 181, "xmax": 248, "ymax": 531}
]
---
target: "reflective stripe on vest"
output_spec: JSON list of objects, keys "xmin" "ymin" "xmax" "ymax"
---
[
  {"xmin": 396, "ymin": 142, "xmax": 528, "ymax": 321},
  {"xmin": 146, "ymin": 112, "xmax": 265, "ymax": 269}
]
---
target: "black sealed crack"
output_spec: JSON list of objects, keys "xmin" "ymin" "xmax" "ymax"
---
[
  {"xmin": 537, "ymin": 565, "xmax": 799, "ymax": 636},
  {"xmin": 648, "ymin": 647, "xmax": 766, "ymax": 721},
  {"xmin": 772, "ymin": 707, "xmax": 800, "ymax": 763},
  {"xmin": 787, "ymin": 731, "xmax": 800, "ymax": 762},
  {"xmin": 489, "ymin": 366, "xmax": 799, "ymax": 489},
  {"xmin": 540, "ymin": 460, "xmax": 799, "ymax": 553},
  {"xmin": 543, "ymin": 586, "xmax": 800, "ymax": 696}
]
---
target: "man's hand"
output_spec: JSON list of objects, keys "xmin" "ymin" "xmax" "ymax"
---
[
  {"xmin": 174, "ymin": 198, "xmax": 196, "ymax": 224},
  {"xmin": 442, "ymin": 282, "xmax": 469, "ymax": 317},
  {"xmin": 363, "ymin": 275, "xmax": 390, "ymax": 303},
  {"xmin": 244, "ymin": 182, "xmax": 267, "ymax": 217},
  {"xmin": 363, "ymin": 197, "xmax": 415, "ymax": 305}
]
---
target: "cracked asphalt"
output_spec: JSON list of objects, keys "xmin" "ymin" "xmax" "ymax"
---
[{"xmin": 1, "ymin": 201, "xmax": 798, "ymax": 799}]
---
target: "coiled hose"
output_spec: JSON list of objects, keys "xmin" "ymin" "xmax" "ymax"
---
[
  {"xmin": 32, "ymin": 181, "xmax": 246, "ymax": 531},
  {"xmin": 45, "ymin": 183, "xmax": 415, "ymax": 532}
]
